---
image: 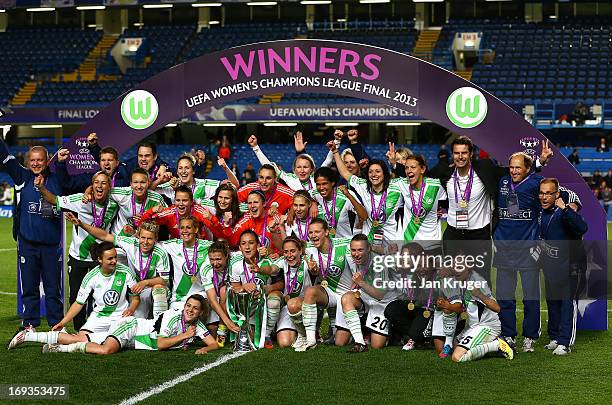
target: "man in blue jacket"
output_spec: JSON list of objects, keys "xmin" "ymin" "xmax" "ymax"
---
[
  {"xmin": 0, "ymin": 138, "xmax": 63, "ymax": 329},
  {"xmin": 538, "ymin": 178, "xmax": 588, "ymax": 356}
]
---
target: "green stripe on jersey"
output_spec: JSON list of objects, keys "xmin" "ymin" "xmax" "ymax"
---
[{"xmin": 403, "ymin": 178, "xmax": 441, "ymax": 240}]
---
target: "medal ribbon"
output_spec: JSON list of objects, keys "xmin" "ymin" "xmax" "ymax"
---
[
  {"xmin": 213, "ymin": 267, "xmax": 227, "ymax": 298},
  {"xmin": 317, "ymin": 240, "xmax": 333, "ymax": 280},
  {"xmin": 296, "ymin": 217, "xmax": 310, "ymax": 240},
  {"xmin": 138, "ymin": 248, "xmax": 153, "ymax": 281},
  {"xmin": 259, "ymin": 209, "xmax": 269, "ymax": 246},
  {"xmin": 453, "ymin": 166, "xmax": 474, "ymax": 205},
  {"xmin": 286, "ymin": 261, "xmax": 304, "ymax": 295},
  {"xmin": 510, "ymin": 174, "xmax": 531, "ymax": 193},
  {"xmin": 131, "ymin": 192, "xmax": 148, "ymax": 218},
  {"xmin": 322, "ymin": 189, "xmax": 337, "ymax": 229},
  {"xmin": 242, "ymin": 259, "xmax": 256, "ymax": 284},
  {"xmin": 182, "ymin": 239, "xmax": 199, "ymax": 277},
  {"xmin": 149, "ymin": 165, "xmax": 159, "ymax": 181},
  {"xmin": 180, "ymin": 312, "xmax": 193, "ymax": 349},
  {"xmin": 409, "ymin": 179, "xmax": 426, "ymax": 218},
  {"xmin": 91, "ymin": 199, "xmax": 108, "ymax": 228},
  {"xmin": 370, "ymin": 190, "xmax": 387, "ymax": 223}
]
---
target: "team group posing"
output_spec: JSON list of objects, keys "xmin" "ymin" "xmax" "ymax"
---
[{"xmin": 6, "ymin": 128, "xmax": 587, "ymax": 361}]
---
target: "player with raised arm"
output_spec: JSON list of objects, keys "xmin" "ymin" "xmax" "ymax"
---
[
  {"xmin": 36, "ymin": 171, "xmax": 120, "ymax": 331},
  {"xmin": 298, "ymin": 218, "xmax": 352, "ymax": 351},
  {"xmin": 153, "ymin": 153, "xmax": 239, "ymax": 203},
  {"xmin": 338, "ymin": 234, "xmax": 387, "ymax": 353},
  {"xmin": 311, "ymin": 167, "xmax": 368, "ymax": 238},
  {"xmin": 329, "ymin": 140, "xmax": 404, "ymax": 247},
  {"xmin": 9, "ymin": 242, "xmax": 139, "ymax": 351},
  {"xmin": 387, "ymin": 150, "xmax": 447, "ymax": 253},
  {"xmin": 65, "ymin": 214, "xmax": 170, "ymax": 319},
  {"xmin": 237, "ymin": 163, "xmax": 296, "ymax": 216}
]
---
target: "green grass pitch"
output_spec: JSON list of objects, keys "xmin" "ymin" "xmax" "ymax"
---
[{"xmin": 0, "ymin": 219, "xmax": 610, "ymax": 404}]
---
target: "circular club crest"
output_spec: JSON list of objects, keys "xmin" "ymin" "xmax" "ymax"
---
[
  {"xmin": 121, "ymin": 90, "xmax": 159, "ymax": 130},
  {"xmin": 446, "ymin": 87, "xmax": 488, "ymax": 129},
  {"xmin": 103, "ymin": 290, "xmax": 120, "ymax": 306}
]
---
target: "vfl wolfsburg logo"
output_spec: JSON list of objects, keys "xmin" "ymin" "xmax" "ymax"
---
[
  {"xmin": 446, "ymin": 87, "xmax": 487, "ymax": 129},
  {"xmin": 121, "ymin": 90, "xmax": 159, "ymax": 130}
]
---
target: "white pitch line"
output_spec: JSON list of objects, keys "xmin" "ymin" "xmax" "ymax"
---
[
  {"xmin": 117, "ymin": 351, "xmax": 247, "ymax": 405},
  {"xmin": 0, "ymin": 247, "xmax": 16, "ymax": 252},
  {"xmin": 0, "ymin": 291, "xmax": 17, "ymax": 295}
]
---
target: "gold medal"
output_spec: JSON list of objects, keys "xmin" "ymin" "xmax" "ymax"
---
[
  {"xmin": 329, "ymin": 228, "xmax": 336, "ymax": 237},
  {"xmin": 422, "ymin": 309, "xmax": 431, "ymax": 319},
  {"xmin": 353, "ymin": 290, "xmax": 361, "ymax": 299},
  {"xmin": 414, "ymin": 217, "xmax": 420, "ymax": 225},
  {"xmin": 460, "ymin": 311, "xmax": 468, "ymax": 320},
  {"xmin": 321, "ymin": 280, "xmax": 328, "ymax": 288},
  {"xmin": 407, "ymin": 302, "xmax": 415, "ymax": 311},
  {"xmin": 459, "ymin": 200, "xmax": 468, "ymax": 209},
  {"xmin": 191, "ymin": 275, "xmax": 197, "ymax": 284},
  {"xmin": 372, "ymin": 219, "xmax": 380, "ymax": 228}
]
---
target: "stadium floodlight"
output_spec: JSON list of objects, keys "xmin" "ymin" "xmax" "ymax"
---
[
  {"xmin": 386, "ymin": 122, "xmax": 422, "ymax": 126},
  {"xmin": 26, "ymin": 7, "xmax": 56, "ymax": 12},
  {"xmin": 412, "ymin": 0, "xmax": 443, "ymax": 3},
  {"xmin": 247, "ymin": 2, "xmax": 278, "ymax": 6},
  {"xmin": 31, "ymin": 124, "xmax": 62, "ymax": 129},
  {"xmin": 325, "ymin": 122, "xmax": 359, "ymax": 127},
  {"xmin": 87, "ymin": 24, "xmax": 98, "ymax": 28},
  {"xmin": 360, "ymin": 0, "xmax": 391, "ymax": 4},
  {"xmin": 0, "ymin": 9, "xmax": 6, "ymax": 13},
  {"xmin": 165, "ymin": 123, "xmax": 178, "ymax": 127},
  {"xmin": 76, "ymin": 6, "xmax": 106, "ymax": 11},
  {"xmin": 142, "ymin": 4, "xmax": 173, "ymax": 9},
  {"xmin": 203, "ymin": 123, "xmax": 236, "ymax": 127},
  {"xmin": 263, "ymin": 122, "xmax": 298, "ymax": 127},
  {"xmin": 300, "ymin": 1, "xmax": 332, "ymax": 5},
  {"xmin": 209, "ymin": 20, "xmax": 220, "ymax": 25},
  {"xmin": 337, "ymin": 18, "xmax": 347, "ymax": 22},
  {"xmin": 485, "ymin": 0, "xmax": 512, "ymax": 2},
  {"xmin": 192, "ymin": 3, "xmax": 222, "ymax": 7}
]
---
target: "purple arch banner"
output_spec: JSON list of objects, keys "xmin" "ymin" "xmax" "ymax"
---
[{"xmin": 63, "ymin": 39, "xmax": 607, "ymax": 330}]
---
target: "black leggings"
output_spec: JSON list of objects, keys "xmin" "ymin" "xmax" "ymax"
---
[
  {"xmin": 384, "ymin": 300, "xmax": 430, "ymax": 343},
  {"xmin": 68, "ymin": 256, "xmax": 96, "ymax": 331}
]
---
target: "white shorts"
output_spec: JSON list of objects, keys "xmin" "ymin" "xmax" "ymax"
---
[
  {"xmin": 364, "ymin": 301, "xmax": 389, "ymax": 336},
  {"xmin": 456, "ymin": 323, "xmax": 500, "ymax": 350},
  {"xmin": 276, "ymin": 306, "xmax": 296, "ymax": 332},
  {"xmin": 81, "ymin": 315, "xmax": 122, "ymax": 334},
  {"xmin": 432, "ymin": 309, "xmax": 448, "ymax": 337},
  {"xmin": 321, "ymin": 287, "xmax": 350, "ymax": 331},
  {"xmin": 109, "ymin": 317, "xmax": 157, "ymax": 350},
  {"xmin": 134, "ymin": 288, "xmax": 152, "ymax": 319}
]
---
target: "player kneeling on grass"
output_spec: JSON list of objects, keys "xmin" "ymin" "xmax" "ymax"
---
[
  {"xmin": 8, "ymin": 242, "xmax": 140, "ymax": 350},
  {"xmin": 41, "ymin": 295, "xmax": 217, "ymax": 355},
  {"xmin": 251, "ymin": 235, "xmax": 314, "ymax": 349},
  {"xmin": 436, "ymin": 267, "xmax": 514, "ymax": 363},
  {"xmin": 338, "ymin": 234, "xmax": 386, "ymax": 353},
  {"xmin": 199, "ymin": 241, "xmax": 240, "ymax": 340},
  {"xmin": 66, "ymin": 213, "xmax": 170, "ymax": 319}
]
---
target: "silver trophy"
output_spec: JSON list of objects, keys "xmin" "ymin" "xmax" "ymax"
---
[{"xmin": 229, "ymin": 289, "xmax": 256, "ymax": 352}]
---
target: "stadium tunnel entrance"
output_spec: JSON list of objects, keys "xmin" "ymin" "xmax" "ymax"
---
[{"xmin": 62, "ymin": 39, "xmax": 607, "ymax": 329}]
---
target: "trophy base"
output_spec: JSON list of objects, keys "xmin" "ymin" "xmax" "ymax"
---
[{"xmin": 234, "ymin": 329, "xmax": 255, "ymax": 352}]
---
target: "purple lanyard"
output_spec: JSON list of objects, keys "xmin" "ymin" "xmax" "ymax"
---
[
  {"xmin": 296, "ymin": 217, "xmax": 310, "ymax": 240},
  {"xmin": 317, "ymin": 240, "xmax": 333, "ymax": 279},
  {"xmin": 180, "ymin": 313, "xmax": 193, "ymax": 349},
  {"xmin": 242, "ymin": 259, "xmax": 256, "ymax": 283},
  {"xmin": 174, "ymin": 205, "xmax": 194, "ymax": 225},
  {"xmin": 510, "ymin": 174, "xmax": 531, "ymax": 193},
  {"xmin": 149, "ymin": 165, "xmax": 159, "ymax": 181},
  {"xmin": 131, "ymin": 192, "xmax": 147, "ymax": 218},
  {"xmin": 409, "ymin": 179, "xmax": 426, "ymax": 216},
  {"xmin": 182, "ymin": 240, "xmax": 199, "ymax": 277},
  {"xmin": 260, "ymin": 184, "xmax": 277, "ymax": 208},
  {"xmin": 453, "ymin": 167, "xmax": 474, "ymax": 204},
  {"xmin": 302, "ymin": 178, "xmax": 313, "ymax": 191},
  {"xmin": 322, "ymin": 190, "xmax": 337, "ymax": 228},
  {"xmin": 212, "ymin": 268, "xmax": 227, "ymax": 298},
  {"xmin": 111, "ymin": 171, "xmax": 117, "ymax": 188},
  {"xmin": 138, "ymin": 248, "xmax": 153, "ymax": 281},
  {"xmin": 370, "ymin": 190, "xmax": 387, "ymax": 222},
  {"xmin": 286, "ymin": 261, "xmax": 304, "ymax": 295},
  {"xmin": 91, "ymin": 199, "xmax": 108, "ymax": 228}
]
